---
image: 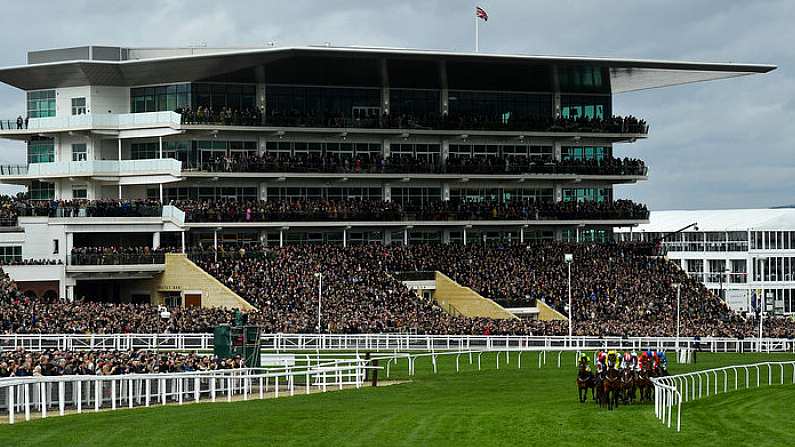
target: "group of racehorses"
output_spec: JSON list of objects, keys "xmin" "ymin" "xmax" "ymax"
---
[{"xmin": 576, "ymin": 352, "xmax": 669, "ymax": 410}]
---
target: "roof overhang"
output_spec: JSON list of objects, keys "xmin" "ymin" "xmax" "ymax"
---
[{"xmin": 0, "ymin": 46, "xmax": 776, "ymax": 93}]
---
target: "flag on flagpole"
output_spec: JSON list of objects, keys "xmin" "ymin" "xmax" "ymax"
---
[{"xmin": 476, "ymin": 6, "xmax": 489, "ymax": 21}]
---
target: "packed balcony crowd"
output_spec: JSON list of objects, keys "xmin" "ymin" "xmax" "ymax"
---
[
  {"xmin": 0, "ymin": 349, "xmax": 245, "ymax": 377},
  {"xmin": 193, "ymin": 153, "xmax": 647, "ymax": 177},
  {"xmin": 70, "ymin": 246, "xmax": 166, "ymax": 266},
  {"xmin": 178, "ymin": 106, "xmax": 263, "ymax": 127},
  {"xmin": 178, "ymin": 198, "xmax": 650, "ymax": 223},
  {"xmin": 264, "ymin": 111, "xmax": 649, "ymax": 134},
  {"xmin": 11, "ymin": 199, "xmax": 163, "ymax": 219}
]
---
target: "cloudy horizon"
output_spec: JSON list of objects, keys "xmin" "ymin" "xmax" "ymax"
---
[{"xmin": 0, "ymin": 0, "xmax": 790, "ymax": 210}]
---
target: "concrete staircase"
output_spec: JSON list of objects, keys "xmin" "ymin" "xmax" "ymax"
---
[
  {"xmin": 536, "ymin": 300, "xmax": 568, "ymax": 321},
  {"xmin": 433, "ymin": 272, "xmax": 517, "ymax": 320},
  {"xmin": 141, "ymin": 253, "xmax": 256, "ymax": 310}
]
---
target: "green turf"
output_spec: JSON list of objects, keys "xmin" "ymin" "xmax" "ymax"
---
[{"xmin": 1, "ymin": 352, "xmax": 794, "ymax": 446}]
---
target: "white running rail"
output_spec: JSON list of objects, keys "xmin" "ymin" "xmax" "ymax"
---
[
  {"xmin": 1, "ymin": 333, "xmax": 793, "ymax": 353},
  {"xmin": 0, "ymin": 346, "xmax": 592, "ymax": 425},
  {"xmin": 0, "ymin": 357, "xmax": 375, "ymax": 425},
  {"xmin": 652, "ymin": 361, "xmax": 795, "ymax": 432}
]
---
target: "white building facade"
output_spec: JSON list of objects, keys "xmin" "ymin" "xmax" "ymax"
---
[{"xmin": 615, "ymin": 209, "xmax": 795, "ymax": 315}]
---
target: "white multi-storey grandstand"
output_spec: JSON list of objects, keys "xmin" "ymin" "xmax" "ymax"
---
[{"xmin": 0, "ymin": 44, "xmax": 775, "ymax": 304}]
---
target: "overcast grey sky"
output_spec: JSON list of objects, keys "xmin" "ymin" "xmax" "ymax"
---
[{"xmin": 0, "ymin": 0, "xmax": 790, "ymax": 209}]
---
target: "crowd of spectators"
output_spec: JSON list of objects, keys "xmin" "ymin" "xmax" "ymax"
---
[
  {"xmin": 0, "ymin": 349, "xmax": 245, "ymax": 377},
  {"xmin": 191, "ymin": 244, "xmax": 795, "ymax": 338},
  {"xmin": 179, "ymin": 106, "xmax": 263, "ymax": 127},
  {"xmin": 178, "ymin": 198, "xmax": 649, "ymax": 223},
  {"xmin": 1, "ymin": 241, "xmax": 795, "ymax": 338},
  {"xmin": 0, "ymin": 196, "xmax": 649, "ymax": 225},
  {"xmin": 12, "ymin": 199, "xmax": 163, "ymax": 219},
  {"xmin": 70, "ymin": 246, "xmax": 166, "ymax": 265},
  {"xmin": 191, "ymin": 152, "xmax": 647, "ymax": 177},
  {"xmin": 264, "ymin": 111, "xmax": 649, "ymax": 134}
]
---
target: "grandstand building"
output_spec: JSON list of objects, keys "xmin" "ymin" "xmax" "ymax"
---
[
  {"xmin": 0, "ymin": 44, "xmax": 775, "ymax": 304},
  {"xmin": 616, "ymin": 209, "xmax": 795, "ymax": 316}
]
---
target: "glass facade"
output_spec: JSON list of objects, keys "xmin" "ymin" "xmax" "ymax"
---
[
  {"xmin": 389, "ymin": 89, "xmax": 440, "ymax": 116},
  {"xmin": 130, "ymin": 143, "xmax": 159, "ymax": 160},
  {"xmin": 72, "ymin": 144, "xmax": 87, "ymax": 162},
  {"xmin": 30, "ymin": 180, "xmax": 54, "ymax": 200},
  {"xmin": 27, "ymin": 90, "xmax": 56, "ymax": 118},
  {"xmin": 560, "ymin": 94, "xmax": 611, "ymax": 119},
  {"xmin": 561, "ymin": 146, "xmax": 610, "ymax": 161},
  {"xmin": 266, "ymin": 85, "xmax": 380, "ymax": 116},
  {"xmin": 192, "ymin": 83, "xmax": 256, "ymax": 110},
  {"xmin": 391, "ymin": 187, "xmax": 441, "ymax": 206},
  {"xmin": 0, "ymin": 246, "xmax": 22, "ymax": 263},
  {"xmin": 157, "ymin": 186, "xmax": 258, "ymax": 201},
  {"xmin": 448, "ymin": 91, "xmax": 552, "ymax": 118},
  {"xmin": 558, "ymin": 66, "xmax": 610, "ymax": 93},
  {"xmin": 28, "ymin": 139, "xmax": 55, "ymax": 164},
  {"xmin": 450, "ymin": 187, "xmax": 553, "ymax": 203},
  {"xmin": 562, "ymin": 187, "xmax": 611, "ymax": 203},
  {"xmin": 750, "ymin": 231, "xmax": 795, "ymax": 250},
  {"xmin": 130, "ymin": 84, "xmax": 191, "ymax": 113}
]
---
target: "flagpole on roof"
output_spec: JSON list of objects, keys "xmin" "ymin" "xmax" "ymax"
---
[{"xmin": 475, "ymin": 6, "xmax": 479, "ymax": 52}]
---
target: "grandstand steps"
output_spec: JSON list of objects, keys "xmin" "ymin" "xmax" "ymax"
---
[
  {"xmin": 433, "ymin": 272, "xmax": 517, "ymax": 320},
  {"xmin": 535, "ymin": 300, "xmax": 568, "ymax": 321},
  {"xmin": 141, "ymin": 253, "xmax": 256, "ymax": 310}
]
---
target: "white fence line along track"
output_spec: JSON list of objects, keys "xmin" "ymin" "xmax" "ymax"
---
[
  {"xmin": 1, "ymin": 333, "xmax": 793, "ymax": 354},
  {"xmin": 652, "ymin": 361, "xmax": 795, "ymax": 432}
]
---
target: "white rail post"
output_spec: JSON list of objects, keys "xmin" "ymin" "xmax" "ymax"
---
[
  {"xmin": 111, "ymin": 379, "xmax": 116, "ymax": 410},
  {"xmin": 40, "ymin": 382, "xmax": 47, "ymax": 418},
  {"xmin": 58, "ymin": 382, "xmax": 65, "ymax": 416},
  {"xmin": 24, "ymin": 383, "xmax": 31, "ymax": 421},
  {"xmin": 94, "ymin": 380, "xmax": 101, "ymax": 412},
  {"xmin": 8, "ymin": 384, "xmax": 15, "ymax": 424}
]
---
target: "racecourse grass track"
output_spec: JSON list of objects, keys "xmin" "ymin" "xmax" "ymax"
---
[{"xmin": 1, "ymin": 352, "xmax": 793, "ymax": 447}]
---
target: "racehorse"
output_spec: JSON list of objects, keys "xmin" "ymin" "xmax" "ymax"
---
[
  {"xmin": 636, "ymin": 366, "xmax": 654, "ymax": 402},
  {"xmin": 602, "ymin": 353, "xmax": 622, "ymax": 410},
  {"xmin": 620, "ymin": 367, "xmax": 636, "ymax": 404},
  {"xmin": 576, "ymin": 361, "xmax": 595, "ymax": 403}
]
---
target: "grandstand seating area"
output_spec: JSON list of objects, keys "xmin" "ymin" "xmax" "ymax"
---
[{"xmin": 3, "ymin": 243, "xmax": 794, "ymax": 340}]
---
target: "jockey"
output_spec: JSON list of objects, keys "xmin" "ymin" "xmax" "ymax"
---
[
  {"xmin": 621, "ymin": 352, "xmax": 632, "ymax": 369},
  {"xmin": 656, "ymin": 351, "xmax": 668, "ymax": 369},
  {"xmin": 579, "ymin": 354, "xmax": 592, "ymax": 372},
  {"xmin": 630, "ymin": 351, "xmax": 639, "ymax": 370},
  {"xmin": 638, "ymin": 351, "xmax": 650, "ymax": 369},
  {"xmin": 607, "ymin": 350, "xmax": 619, "ymax": 369},
  {"xmin": 596, "ymin": 351, "xmax": 606, "ymax": 370}
]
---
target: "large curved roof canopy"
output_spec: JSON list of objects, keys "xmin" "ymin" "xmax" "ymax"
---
[{"xmin": 0, "ymin": 45, "xmax": 776, "ymax": 93}]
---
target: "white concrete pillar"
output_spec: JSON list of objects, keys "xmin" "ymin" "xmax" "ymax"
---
[
  {"xmin": 343, "ymin": 229, "xmax": 347, "ymax": 248},
  {"xmin": 404, "ymin": 229, "xmax": 408, "ymax": 245},
  {"xmin": 181, "ymin": 232, "xmax": 185, "ymax": 254},
  {"xmin": 118, "ymin": 138, "xmax": 122, "ymax": 161},
  {"xmin": 213, "ymin": 230, "xmax": 218, "ymax": 251},
  {"xmin": 463, "ymin": 228, "xmax": 467, "ymax": 246},
  {"xmin": 384, "ymin": 184, "xmax": 391, "ymax": 202},
  {"xmin": 442, "ymin": 183, "xmax": 450, "ymax": 201},
  {"xmin": 66, "ymin": 285, "xmax": 74, "ymax": 303},
  {"xmin": 152, "ymin": 232, "xmax": 161, "ymax": 250},
  {"xmin": 279, "ymin": 230, "xmax": 284, "ymax": 248},
  {"xmin": 159, "ymin": 184, "xmax": 164, "ymax": 203},
  {"xmin": 65, "ymin": 232, "xmax": 73, "ymax": 259},
  {"xmin": 520, "ymin": 227, "xmax": 525, "ymax": 244}
]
